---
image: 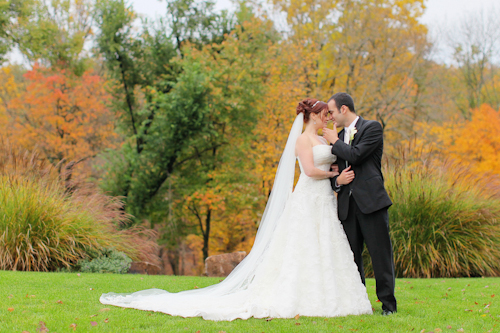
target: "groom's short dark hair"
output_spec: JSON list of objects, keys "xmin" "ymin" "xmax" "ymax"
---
[{"xmin": 328, "ymin": 92, "xmax": 355, "ymax": 113}]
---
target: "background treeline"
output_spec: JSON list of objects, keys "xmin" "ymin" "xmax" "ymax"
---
[{"xmin": 0, "ymin": 0, "xmax": 499, "ymax": 277}]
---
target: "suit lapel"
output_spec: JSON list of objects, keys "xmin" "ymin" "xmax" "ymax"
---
[
  {"xmin": 350, "ymin": 116, "xmax": 366, "ymax": 146},
  {"xmin": 339, "ymin": 128, "xmax": 345, "ymax": 143}
]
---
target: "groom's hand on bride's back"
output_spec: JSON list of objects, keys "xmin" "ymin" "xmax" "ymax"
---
[{"xmin": 337, "ymin": 166, "xmax": 355, "ymax": 185}]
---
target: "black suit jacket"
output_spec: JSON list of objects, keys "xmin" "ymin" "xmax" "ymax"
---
[{"xmin": 330, "ymin": 117, "xmax": 392, "ymax": 220}]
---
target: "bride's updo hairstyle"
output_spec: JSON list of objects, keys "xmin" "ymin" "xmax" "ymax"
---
[{"xmin": 296, "ymin": 98, "xmax": 328, "ymax": 123}]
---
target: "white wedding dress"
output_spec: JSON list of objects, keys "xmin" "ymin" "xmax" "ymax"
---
[{"xmin": 100, "ymin": 114, "xmax": 373, "ymax": 321}]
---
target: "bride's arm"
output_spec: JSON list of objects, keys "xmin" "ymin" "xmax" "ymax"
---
[{"xmin": 296, "ymin": 136, "xmax": 337, "ymax": 179}]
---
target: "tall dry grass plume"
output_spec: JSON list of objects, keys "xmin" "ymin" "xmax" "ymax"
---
[
  {"xmin": 363, "ymin": 141, "xmax": 500, "ymax": 278},
  {"xmin": 0, "ymin": 141, "xmax": 157, "ymax": 271}
]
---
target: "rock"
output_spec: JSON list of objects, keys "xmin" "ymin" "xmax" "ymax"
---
[
  {"xmin": 129, "ymin": 261, "xmax": 162, "ymax": 275},
  {"xmin": 205, "ymin": 251, "xmax": 247, "ymax": 277}
]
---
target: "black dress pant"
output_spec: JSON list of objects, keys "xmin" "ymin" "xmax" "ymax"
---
[{"xmin": 340, "ymin": 195, "xmax": 397, "ymax": 312}]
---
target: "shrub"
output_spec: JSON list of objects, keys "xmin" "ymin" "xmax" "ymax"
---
[
  {"xmin": 0, "ymin": 143, "xmax": 143, "ymax": 271},
  {"xmin": 77, "ymin": 248, "xmax": 132, "ymax": 274},
  {"xmin": 363, "ymin": 160, "xmax": 500, "ymax": 278}
]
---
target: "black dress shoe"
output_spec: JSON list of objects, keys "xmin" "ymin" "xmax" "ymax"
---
[{"xmin": 382, "ymin": 310, "xmax": 396, "ymax": 316}]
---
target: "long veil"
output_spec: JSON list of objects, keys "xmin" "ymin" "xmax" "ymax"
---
[{"xmin": 100, "ymin": 113, "xmax": 305, "ymax": 305}]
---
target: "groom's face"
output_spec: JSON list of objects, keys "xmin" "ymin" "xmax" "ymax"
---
[{"xmin": 328, "ymin": 100, "xmax": 345, "ymax": 127}]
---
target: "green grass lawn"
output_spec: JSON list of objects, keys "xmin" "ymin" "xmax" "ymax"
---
[{"xmin": 0, "ymin": 271, "xmax": 498, "ymax": 332}]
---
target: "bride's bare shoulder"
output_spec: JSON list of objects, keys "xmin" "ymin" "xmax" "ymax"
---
[
  {"xmin": 296, "ymin": 133, "xmax": 312, "ymax": 146},
  {"xmin": 295, "ymin": 134, "xmax": 313, "ymax": 156}
]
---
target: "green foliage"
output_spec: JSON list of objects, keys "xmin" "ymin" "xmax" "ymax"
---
[
  {"xmin": 0, "ymin": 0, "xmax": 12, "ymax": 61},
  {"xmin": 363, "ymin": 161, "xmax": 500, "ymax": 278},
  {"xmin": 5, "ymin": 0, "xmax": 95, "ymax": 73},
  {"xmin": 0, "ymin": 143, "xmax": 139, "ymax": 271},
  {"xmin": 76, "ymin": 248, "xmax": 132, "ymax": 274},
  {"xmin": 94, "ymin": 0, "xmax": 271, "ymax": 231}
]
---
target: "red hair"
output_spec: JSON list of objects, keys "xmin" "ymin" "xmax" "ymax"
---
[{"xmin": 296, "ymin": 98, "xmax": 328, "ymax": 123}]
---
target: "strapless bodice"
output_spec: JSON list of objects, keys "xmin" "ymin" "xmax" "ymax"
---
[{"xmin": 298, "ymin": 145, "xmax": 337, "ymax": 173}]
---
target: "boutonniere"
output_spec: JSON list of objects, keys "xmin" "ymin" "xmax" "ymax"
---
[{"xmin": 349, "ymin": 128, "xmax": 357, "ymax": 144}]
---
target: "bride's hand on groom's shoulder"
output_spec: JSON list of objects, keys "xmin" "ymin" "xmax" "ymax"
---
[{"xmin": 323, "ymin": 123, "xmax": 339, "ymax": 144}]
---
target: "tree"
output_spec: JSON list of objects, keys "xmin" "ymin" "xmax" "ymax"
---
[
  {"xmin": 95, "ymin": 0, "xmax": 238, "ymax": 220},
  {"xmin": 447, "ymin": 7, "xmax": 500, "ymax": 117},
  {"xmin": 6, "ymin": 0, "xmax": 96, "ymax": 74},
  {"xmin": 7, "ymin": 65, "xmax": 117, "ymax": 165},
  {"xmin": 430, "ymin": 104, "xmax": 500, "ymax": 176},
  {"xmin": 164, "ymin": 11, "xmax": 277, "ymax": 260}
]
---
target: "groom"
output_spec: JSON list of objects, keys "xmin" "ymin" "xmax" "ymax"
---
[{"xmin": 323, "ymin": 92, "xmax": 397, "ymax": 315}]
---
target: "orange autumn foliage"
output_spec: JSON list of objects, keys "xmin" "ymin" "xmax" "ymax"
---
[
  {"xmin": 6, "ymin": 65, "xmax": 117, "ymax": 164},
  {"xmin": 430, "ymin": 104, "xmax": 500, "ymax": 175}
]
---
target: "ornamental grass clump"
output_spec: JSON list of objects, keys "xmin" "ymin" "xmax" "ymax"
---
[
  {"xmin": 0, "ymin": 143, "xmax": 141, "ymax": 271},
  {"xmin": 366, "ymin": 160, "xmax": 500, "ymax": 278}
]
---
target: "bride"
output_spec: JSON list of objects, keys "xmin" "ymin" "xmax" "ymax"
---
[{"xmin": 100, "ymin": 98, "xmax": 373, "ymax": 321}]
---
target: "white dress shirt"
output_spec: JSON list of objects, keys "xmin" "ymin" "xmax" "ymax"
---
[{"xmin": 344, "ymin": 116, "xmax": 360, "ymax": 145}]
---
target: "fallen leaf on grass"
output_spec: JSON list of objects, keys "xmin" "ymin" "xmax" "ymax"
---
[
  {"xmin": 21, "ymin": 331, "xmax": 30, "ymax": 333},
  {"xmin": 91, "ymin": 321, "xmax": 98, "ymax": 326},
  {"xmin": 295, "ymin": 323, "xmax": 301, "ymax": 326},
  {"xmin": 90, "ymin": 314, "xmax": 98, "ymax": 318},
  {"xmin": 99, "ymin": 308, "xmax": 110, "ymax": 312},
  {"xmin": 8, "ymin": 294, "xmax": 13, "ymax": 298},
  {"xmin": 70, "ymin": 323, "xmax": 77, "ymax": 331},
  {"xmin": 194, "ymin": 286, "xmax": 199, "ymax": 289},
  {"xmin": 56, "ymin": 300, "xmax": 63, "ymax": 304},
  {"xmin": 492, "ymin": 294, "xmax": 495, "ymax": 298},
  {"xmin": 435, "ymin": 329, "xmax": 443, "ymax": 332},
  {"xmin": 195, "ymin": 331, "xmax": 201, "ymax": 333},
  {"xmin": 37, "ymin": 321, "xmax": 49, "ymax": 333},
  {"xmin": 8, "ymin": 307, "xmax": 14, "ymax": 312},
  {"xmin": 104, "ymin": 318, "xmax": 109, "ymax": 323},
  {"xmin": 294, "ymin": 314, "xmax": 300, "ymax": 320},
  {"xmin": 446, "ymin": 326, "xmax": 452, "ymax": 329},
  {"xmin": 456, "ymin": 329, "xmax": 464, "ymax": 332}
]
